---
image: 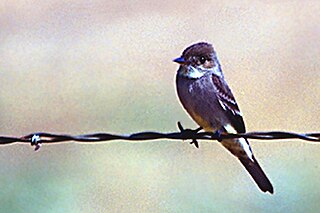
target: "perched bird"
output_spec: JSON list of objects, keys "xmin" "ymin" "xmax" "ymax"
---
[{"xmin": 174, "ymin": 42, "xmax": 273, "ymax": 193}]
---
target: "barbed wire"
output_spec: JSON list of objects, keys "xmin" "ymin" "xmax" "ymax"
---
[{"xmin": 0, "ymin": 122, "xmax": 319, "ymax": 151}]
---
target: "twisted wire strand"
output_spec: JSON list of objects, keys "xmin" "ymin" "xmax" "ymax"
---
[{"xmin": 0, "ymin": 123, "xmax": 319, "ymax": 150}]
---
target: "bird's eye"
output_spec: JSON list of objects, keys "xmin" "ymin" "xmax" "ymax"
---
[{"xmin": 199, "ymin": 56, "xmax": 206, "ymax": 64}]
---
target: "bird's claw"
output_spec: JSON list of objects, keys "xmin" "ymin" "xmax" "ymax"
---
[{"xmin": 213, "ymin": 129, "xmax": 224, "ymax": 142}]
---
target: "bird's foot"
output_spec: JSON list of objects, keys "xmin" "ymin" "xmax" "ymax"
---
[
  {"xmin": 213, "ymin": 129, "xmax": 224, "ymax": 142},
  {"xmin": 177, "ymin": 122, "xmax": 202, "ymax": 148}
]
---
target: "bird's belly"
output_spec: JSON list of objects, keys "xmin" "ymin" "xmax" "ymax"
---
[{"xmin": 190, "ymin": 111, "xmax": 216, "ymax": 132}]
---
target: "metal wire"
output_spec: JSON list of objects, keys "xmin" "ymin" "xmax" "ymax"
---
[{"xmin": 1, "ymin": 122, "xmax": 319, "ymax": 151}]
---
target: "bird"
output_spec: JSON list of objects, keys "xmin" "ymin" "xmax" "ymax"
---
[{"xmin": 174, "ymin": 42, "xmax": 273, "ymax": 194}]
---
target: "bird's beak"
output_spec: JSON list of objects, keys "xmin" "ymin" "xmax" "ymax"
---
[{"xmin": 173, "ymin": 57, "xmax": 186, "ymax": 64}]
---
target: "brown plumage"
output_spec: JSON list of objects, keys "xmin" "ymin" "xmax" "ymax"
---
[{"xmin": 174, "ymin": 42, "xmax": 273, "ymax": 194}]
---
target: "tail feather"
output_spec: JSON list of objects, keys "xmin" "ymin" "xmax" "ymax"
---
[{"xmin": 239, "ymin": 156, "xmax": 274, "ymax": 194}]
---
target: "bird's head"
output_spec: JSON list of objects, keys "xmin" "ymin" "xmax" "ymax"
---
[{"xmin": 174, "ymin": 42, "xmax": 222, "ymax": 79}]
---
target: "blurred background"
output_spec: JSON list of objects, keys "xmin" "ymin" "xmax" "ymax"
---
[{"xmin": 0, "ymin": 0, "xmax": 319, "ymax": 212}]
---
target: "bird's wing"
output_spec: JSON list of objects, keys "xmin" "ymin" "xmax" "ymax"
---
[
  {"xmin": 211, "ymin": 75, "xmax": 273, "ymax": 194},
  {"xmin": 211, "ymin": 74, "xmax": 246, "ymax": 133}
]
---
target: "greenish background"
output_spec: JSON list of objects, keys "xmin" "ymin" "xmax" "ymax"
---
[{"xmin": 1, "ymin": 1, "xmax": 319, "ymax": 212}]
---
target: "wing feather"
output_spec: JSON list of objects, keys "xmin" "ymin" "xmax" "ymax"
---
[{"xmin": 211, "ymin": 74, "xmax": 246, "ymax": 133}]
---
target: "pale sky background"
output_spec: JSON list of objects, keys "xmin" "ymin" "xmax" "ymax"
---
[{"xmin": 0, "ymin": 1, "xmax": 320, "ymax": 212}]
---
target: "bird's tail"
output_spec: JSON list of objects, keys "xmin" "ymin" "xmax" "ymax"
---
[
  {"xmin": 239, "ymin": 155, "xmax": 274, "ymax": 194},
  {"xmin": 222, "ymin": 137, "xmax": 274, "ymax": 194}
]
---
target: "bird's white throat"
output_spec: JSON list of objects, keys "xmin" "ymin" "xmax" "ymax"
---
[
  {"xmin": 182, "ymin": 65, "xmax": 222, "ymax": 79},
  {"xmin": 186, "ymin": 66, "xmax": 206, "ymax": 78}
]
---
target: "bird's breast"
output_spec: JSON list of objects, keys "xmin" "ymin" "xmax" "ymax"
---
[{"xmin": 176, "ymin": 74, "xmax": 225, "ymax": 131}]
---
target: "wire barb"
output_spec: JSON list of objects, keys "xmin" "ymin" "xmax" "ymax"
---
[
  {"xmin": 177, "ymin": 122, "xmax": 203, "ymax": 148},
  {"xmin": 31, "ymin": 135, "xmax": 42, "ymax": 151},
  {"xmin": 0, "ymin": 122, "xmax": 319, "ymax": 151}
]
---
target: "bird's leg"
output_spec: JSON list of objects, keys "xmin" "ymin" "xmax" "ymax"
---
[
  {"xmin": 177, "ymin": 122, "xmax": 203, "ymax": 148},
  {"xmin": 213, "ymin": 128, "xmax": 224, "ymax": 142}
]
